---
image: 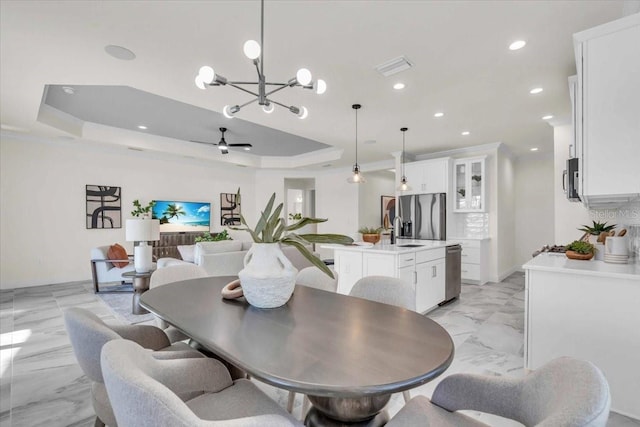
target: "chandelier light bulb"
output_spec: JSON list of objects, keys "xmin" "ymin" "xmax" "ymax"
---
[
  {"xmin": 243, "ymin": 40, "xmax": 261, "ymax": 60},
  {"xmin": 315, "ymin": 79, "xmax": 327, "ymax": 95},
  {"xmin": 223, "ymin": 105, "xmax": 235, "ymax": 119},
  {"xmin": 297, "ymin": 106, "xmax": 309, "ymax": 120},
  {"xmin": 198, "ymin": 66, "xmax": 215, "ymax": 84},
  {"xmin": 296, "ymin": 68, "xmax": 312, "ymax": 85},
  {"xmin": 262, "ymin": 103, "xmax": 275, "ymax": 114},
  {"xmin": 194, "ymin": 75, "xmax": 206, "ymax": 90}
]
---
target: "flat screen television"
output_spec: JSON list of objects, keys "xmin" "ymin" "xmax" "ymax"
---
[{"xmin": 152, "ymin": 200, "xmax": 211, "ymax": 233}]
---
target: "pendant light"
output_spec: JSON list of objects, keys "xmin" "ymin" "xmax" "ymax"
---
[
  {"xmin": 347, "ymin": 104, "xmax": 366, "ymax": 184},
  {"xmin": 397, "ymin": 127, "xmax": 412, "ymax": 191}
]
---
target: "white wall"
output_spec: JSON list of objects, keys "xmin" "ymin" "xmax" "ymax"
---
[
  {"xmin": 496, "ymin": 148, "xmax": 516, "ymax": 279},
  {"xmin": 358, "ymin": 171, "xmax": 395, "ymax": 230},
  {"xmin": 514, "ymin": 152, "xmax": 555, "ymax": 267},
  {"xmin": 0, "ymin": 135, "xmax": 256, "ymax": 289}
]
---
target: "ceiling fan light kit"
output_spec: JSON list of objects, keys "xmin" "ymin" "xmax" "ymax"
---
[
  {"xmin": 397, "ymin": 127, "xmax": 412, "ymax": 191},
  {"xmin": 347, "ymin": 104, "xmax": 366, "ymax": 184},
  {"xmin": 194, "ymin": 0, "xmax": 326, "ymax": 119}
]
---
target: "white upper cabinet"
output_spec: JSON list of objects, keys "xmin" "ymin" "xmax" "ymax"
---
[
  {"xmin": 574, "ymin": 14, "xmax": 640, "ymax": 207},
  {"xmin": 401, "ymin": 158, "xmax": 449, "ymax": 195},
  {"xmin": 453, "ymin": 157, "xmax": 486, "ymax": 212}
]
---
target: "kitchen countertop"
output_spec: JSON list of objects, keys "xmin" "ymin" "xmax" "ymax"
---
[
  {"xmin": 323, "ymin": 239, "xmax": 460, "ymax": 254},
  {"xmin": 522, "ymin": 252, "xmax": 640, "ymax": 280},
  {"xmin": 448, "ymin": 236, "xmax": 491, "ymax": 241}
]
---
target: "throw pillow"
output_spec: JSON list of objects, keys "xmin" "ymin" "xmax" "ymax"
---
[
  {"xmin": 107, "ymin": 244, "xmax": 129, "ymax": 268},
  {"xmin": 197, "ymin": 240, "xmax": 243, "ymax": 254},
  {"xmin": 177, "ymin": 245, "xmax": 196, "ymax": 263}
]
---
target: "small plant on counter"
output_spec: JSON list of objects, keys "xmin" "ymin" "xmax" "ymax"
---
[
  {"xmin": 358, "ymin": 226, "xmax": 383, "ymax": 235},
  {"xmin": 565, "ymin": 240, "xmax": 595, "ymax": 254},
  {"xmin": 578, "ymin": 221, "xmax": 615, "ymax": 236},
  {"xmin": 131, "ymin": 200, "xmax": 156, "ymax": 218},
  {"xmin": 194, "ymin": 230, "xmax": 232, "ymax": 243}
]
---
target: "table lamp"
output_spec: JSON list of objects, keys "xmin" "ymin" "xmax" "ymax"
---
[{"xmin": 125, "ymin": 219, "xmax": 160, "ymax": 272}]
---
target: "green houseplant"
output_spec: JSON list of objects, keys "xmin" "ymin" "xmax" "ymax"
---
[
  {"xmin": 358, "ymin": 226, "xmax": 383, "ymax": 244},
  {"xmin": 194, "ymin": 230, "xmax": 232, "ymax": 243},
  {"xmin": 565, "ymin": 240, "xmax": 595, "ymax": 260},
  {"xmin": 578, "ymin": 221, "xmax": 615, "ymax": 235},
  {"xmin": 231, "ymin": 190, "xmax": 353, "ymax": 308},
  {"xmin": 131, "ymin": 200, "xmax": 156, "ymax": 218}
]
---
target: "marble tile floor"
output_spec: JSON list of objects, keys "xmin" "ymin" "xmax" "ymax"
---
[{"xmin": 0, "ymin": 274, "xmax": 637, "ymax": 427}]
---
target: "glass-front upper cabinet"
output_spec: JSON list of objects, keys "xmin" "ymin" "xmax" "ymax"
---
[{"xmin": 454, "ymin": 156, "xmax": 486, "ymax": 212}]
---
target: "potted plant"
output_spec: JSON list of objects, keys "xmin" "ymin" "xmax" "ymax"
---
[
  {"xmin": 358, "ymin": 226, "xmax": 383, "ymax": 244},
  {"xmin": 194, "ymin": 230, "xmax": 232, "ymax": 243},
  {"xmin": 565, "ymin": 240, "xmax": 596, "ymax": 260},
  {"xmin": 578, "ymin": 221, "xmax": 616, "ymax": 243},
  {"xmin": 131, "ymin": 200, "xmax": 156, "ymax": 218},
  {"xmin": 231, "ymin": 191, "xmax": 353, "ymax": 308}
]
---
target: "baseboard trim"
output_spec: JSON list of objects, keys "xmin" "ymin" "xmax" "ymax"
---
[{"xmin": 498, "ymin": 265, "xmax": 520, "ymax": 282}]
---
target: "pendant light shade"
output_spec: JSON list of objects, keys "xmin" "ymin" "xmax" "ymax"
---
[
  {"xmin": 397, "ymin": 127, "xmax": 412, "ymax": 191},
  {"xmin": 347, "ymin": 104, "xmax": 366, "ymax": 184}
]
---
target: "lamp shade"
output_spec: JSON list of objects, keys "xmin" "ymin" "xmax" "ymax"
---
[{"xmin": 125, "ymin": 219, "xmax": 160, "ymax": 242}]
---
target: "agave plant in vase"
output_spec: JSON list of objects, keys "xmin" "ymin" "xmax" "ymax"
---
[{"xmin": 231, "ymin": 191, "xmax": 353, "ymax": 308}]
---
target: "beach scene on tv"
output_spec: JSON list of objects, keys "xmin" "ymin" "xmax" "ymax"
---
[{"xmin": 152, "ymin": 200, "xmax": 211, "ymax": 233}]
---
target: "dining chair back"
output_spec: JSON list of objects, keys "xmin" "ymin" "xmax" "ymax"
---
[
  {"xmin": 387, "ymin": 356, "xmax": 611, "ymax": 427},
  {"xmin": 101, "ymin": 339, "xmax": 303, "ymax": 427},
  {"xmin": 64, "ymin": 307, "xmax": 201, "ymax": 427},
  {"xmin": 349, "ymin": 275, "xmax": 415, "ymax": 311}
]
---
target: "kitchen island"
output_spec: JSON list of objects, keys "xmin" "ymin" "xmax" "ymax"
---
[
  {"xmin": 326, "ymin": 240, "xmax": 461, "ymax": 313},
  {"xmin": 523, "ymin": 253, "xmax": 640, "ymax": 419}
]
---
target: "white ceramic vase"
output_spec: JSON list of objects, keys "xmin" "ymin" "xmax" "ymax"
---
[{"xmin": 238, "ymin": 243, "xmax": 298, "ymax": 309}]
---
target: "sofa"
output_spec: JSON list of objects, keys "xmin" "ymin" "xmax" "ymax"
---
[{"xmin": 157, "ymin": 240, "xmax": 318, "ymax": 277}]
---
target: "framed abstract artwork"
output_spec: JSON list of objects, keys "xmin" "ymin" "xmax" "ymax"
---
[
  {"xmin": 381, "ymin": 195, "xmax": 396, "ymax": 230},
  {"xmin": 86, "ymin": 185, "xmax": 122, "ymax": 229},
  {"xmin": 220, "ymin": 193, "xmax": 241, "ymax": 226}
]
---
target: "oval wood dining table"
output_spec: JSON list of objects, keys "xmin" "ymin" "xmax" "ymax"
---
[{"xmin": 140, "ymin": 276, "xmax": 454, "ymax": 426}]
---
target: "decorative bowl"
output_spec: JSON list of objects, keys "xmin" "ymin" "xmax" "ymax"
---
[
  {"xmin": 361, "ymin": 234, "xmax": 381, "ymax": 244},
  {"xmin": 566, "ymin": 250, "xmax": 594, "ymax": 260}
]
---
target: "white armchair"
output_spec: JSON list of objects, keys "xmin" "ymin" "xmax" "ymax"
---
[{"xmin": 90, "ymin": 245, "xmax": 136, "ymax": 293}]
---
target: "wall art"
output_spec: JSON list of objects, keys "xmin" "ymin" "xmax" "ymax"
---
[
  {"xmin": 381, "ymin": 195, "xmax": 396, "ymax": 230},
  {"xmin": 220, "ymin": 193, "xmax": 241, "ymax": 226},
  {"xmin": 86, "ymin": 185, "xmax": 122, "ymax": 229}
]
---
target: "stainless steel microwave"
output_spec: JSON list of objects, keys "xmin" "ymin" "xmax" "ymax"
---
[{"xmin": 563, "ymin": 158, "xmax": 580, "ymax": 201}]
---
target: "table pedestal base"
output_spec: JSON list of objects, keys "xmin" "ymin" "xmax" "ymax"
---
[{"xmin": 304, "ymin": 394, "xmax": 390, "ymax": 427}]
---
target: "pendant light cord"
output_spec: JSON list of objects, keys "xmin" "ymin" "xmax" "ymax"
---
[
  {"xmin": 355, "ymin": 108, "xmax": 358, "ymax": 165},
  {"xmin": 260, "ymin": 0, "xmax": 264, "ymax": 77}
]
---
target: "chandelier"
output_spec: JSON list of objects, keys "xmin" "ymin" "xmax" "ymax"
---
[
  {"xmin": 397, "ymin": 127, "xmax": 412, "ymax": 191},
  {"xmin": 194, "ymin": 0, "xmax": 326, "ymax": 119},
  {"xmin": 347, "ymin": 104, "xmax": 366, "ymax": 184}
]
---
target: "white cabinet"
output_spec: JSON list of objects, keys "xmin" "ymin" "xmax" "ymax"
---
[
  {"xmin": 456, "ymin": 238, "xmax": 489, "ymax": 285},
  {"xmin": 335, "ymin": 251, "xmax": 362, "ymax": 294},
  {"xmin": 573, "ymin": 14, "xmax": 640, "ymax": 207},
  {"xmin": 402, "ymin": 158, "xmax": 449, "ymax": 195},
  {"xmin": 453, "ymin": 157, "xmax": 486, "ymax": 212},
  {"xmin": 524, "ymin": 260, "xmax": 640, "ymax": 418},
  {"xmin": 415, "ymin": 258, "xmax": 445, "ymax": 313}
]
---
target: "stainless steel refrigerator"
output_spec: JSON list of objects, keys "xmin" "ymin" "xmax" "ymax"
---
[{"xmin": 398, "ymin": 193, "xmax": 446, "ymax": 240}]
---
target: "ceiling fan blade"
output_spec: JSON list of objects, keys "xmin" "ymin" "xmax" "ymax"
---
[
  {"xmin": 189, "ymin": 139, "xmax": 217, "ymax": 146},
  {"xmin": 228, "ymin": 143, "xmax": 252, "ymax": 147}
]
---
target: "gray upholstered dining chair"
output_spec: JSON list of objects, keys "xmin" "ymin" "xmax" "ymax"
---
[
  {"xmin": 386, "ymin": 356, "xmax": 611, "ymax": 427},
  {"xmin": 101, "ymin": 339, "xmax": 303, "ymax": 427},
  {"xmin": 350, "ymin": 275, "xmax": 415, "ymax": 404},
  {"xmin": 150, "ymin": 264, "xmax": 209, "ymax": 342},
  {"xmin": 286, "ymin": 266, "xmax": 339, "ymax": 416},
  {"xmin": 64, "ymin": 307, "xmax": 204, "ymax": 427}
]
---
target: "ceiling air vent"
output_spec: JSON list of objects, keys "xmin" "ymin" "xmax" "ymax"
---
[{"xmin": 374, "ymin": 56, "xmax": 413, "ymax": 77}]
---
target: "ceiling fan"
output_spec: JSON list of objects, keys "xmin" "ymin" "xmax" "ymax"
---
[{"xmin": 190, "ymin": 127, "xmax": 252, "ymax": 154}]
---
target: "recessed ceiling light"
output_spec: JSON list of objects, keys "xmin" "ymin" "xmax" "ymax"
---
[
  {"xmin": 461, "ymin": 131, "xmax": 470, "ymax": 136},
  {"xmin": 62, "ymin": 86, "xmax": 75, "ymax": 95},
  {"xmin": 509, "ymin": 40, "xmax": 526, "ymax": 50},
  {"xmin": 104, "ymin": 45, "xmax": 136, "ymax": 61},
  {"xmin": 434, "ymin": 112, "xmax": 444, "ymax": 118},
  {"xmin": 542, "ymin": 115, "xmax": 554, "ymax": 120},
  {"xmin": 530, "ymin": 147, "xmax": 539, "ymax": 152},
  {"xmin": 529, "ymin": 87, "xmax": 543, "ymax": 94},
  {"xmin": 244, "ymin": 147, "xmax": 251, "ymax": 151},
  {"xmin": 393, "ymin": 83, "xmax": 405, "ymax": 90},
  {"xmin": 137, "ymin": 125, "xmax": 148, "ymax": 130}
]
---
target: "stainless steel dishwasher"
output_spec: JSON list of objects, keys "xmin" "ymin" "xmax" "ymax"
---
[{"xmin": 443, "ymin": 244, "xmax": 462, "ymax": 303}]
